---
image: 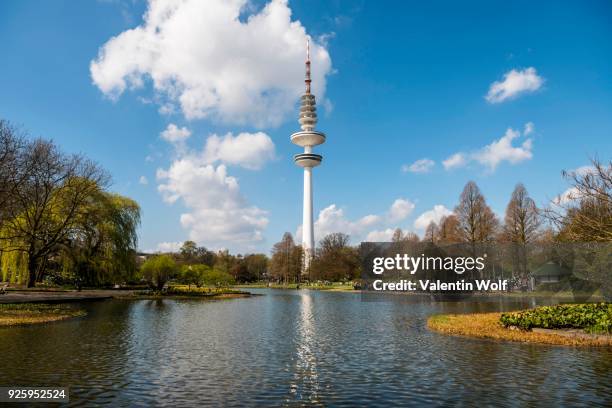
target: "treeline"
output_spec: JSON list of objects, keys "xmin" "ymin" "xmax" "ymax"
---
[
  {"xmin": 0, "ymin": 120, "xmax": 141, "ymax": 287},
  {"xmin": 267, "ymin": 232, "xmax": 359, "ymax": 284},
  {"xmin": 267, "ymin": 157, "xmax": 611, "ymax": 284},
  {"xmin": 139, "ymin": 240, "xmax": 268, "ymax": 289},
  {"xmin": 133, "ymin": 157, "xmax": 610, "ymax": 287}
]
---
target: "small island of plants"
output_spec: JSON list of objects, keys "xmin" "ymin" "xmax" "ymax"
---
[
  {"xmin": 0, "ymin": 303, "xmax": 85, "ymax": 327},
  {"xmin": 428, "ymin": 303, "xmax": 612, "ymax": 347},
  {"xmin": 132, "ymin": 254, "xmax": 252, "ymax": 299}
]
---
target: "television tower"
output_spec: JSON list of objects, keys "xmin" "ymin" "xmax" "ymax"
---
[{"xmin": 291, "ymin": 40, "xmax": 325, "ymax": 272}]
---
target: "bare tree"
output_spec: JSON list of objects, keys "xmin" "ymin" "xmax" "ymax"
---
[
  {"xmin": 310, "ymin": 232, "xmax": 358, "ymax": 282},
  {"xmin": 503, "ymin": 183, "xmax": 541, "ymax": 244},
  {"xmin": 2, "ymin": 139, "xmax": 108, "ymax": 286},
  {"xmin": 403, "ymin": 232, "xmax": 420, "ymax": 242},
  {"xmin": 269, "ymin": 233, "xmax": 302, "ymax": 284},
  {"xmin": 547, "ymin": 158, "xmax": 612, "ymax": 242},
  {"xmin": 391, "ymin": 228, "xmax": 403, "ymax": 243},
  {"xmin": 436, "ymin": 215, "xmax": 461, "ymax": 243},
  {"xmin": 424, "ymin": 221, "xmax": 438, "ymax": 243},
  {"xmin": 455, "ymin": 181, "xmax": 499, "ymax": 243},
  {"xmin": 0, "ymin": 121, "xmax": 29, "ymax": 224}
]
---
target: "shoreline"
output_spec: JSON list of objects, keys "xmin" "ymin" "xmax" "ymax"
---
[
  {"xmin": 0, "ymin": 288, "xmax": 255, "ymax": 304},
  {"xmin": 427, "ymin": 312, "xmax": 612, "ymax": 347},
  {"xmin": 0, "ymin": 290, "xmax": 115, "ymax": 304},
  {"xmin": 0, "ymin": 304, "xmax": 86, "ymax": 327}
]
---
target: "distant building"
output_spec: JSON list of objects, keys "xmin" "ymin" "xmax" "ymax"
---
[{"xmin": 530, "ymin": 262, "xmax": 572, "ymax": 287}]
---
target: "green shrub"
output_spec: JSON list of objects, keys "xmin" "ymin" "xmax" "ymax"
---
[{"xmin": 500, "ymin": 303, "xmax": 611, "ymax": 334}]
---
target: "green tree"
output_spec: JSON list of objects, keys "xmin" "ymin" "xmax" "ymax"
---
[
  {"xmin": 180, "ymin": 264, "xmax": 201, "ymax": 289},
  {"xmin": 244, "ymin": 253, "xmax": 268, "ymax": 281},
  {"xmin": 180, "ymin": 240, "xmax": 198, "ymax": 263},
  {"xmin": 201, "ymin": 268, "xmax": 235, "ymax": 287},
  {"xmin": 141, "ymin": 255, "xmax": 178, "ymax": 290}
]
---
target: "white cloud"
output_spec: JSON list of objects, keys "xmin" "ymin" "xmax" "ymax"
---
[
  {"xmin": 159, "ymin": 125, "xmax": 276, "ymax": 171},
  {"xmin": 442, "ymin": 153, "xmax": 467, "ymax": 170},
  {"xmin": 554, "ymin": 187, "xmax": 582, "ymax": 206},
  {"xmin": 402, "ymin": 158, "xmax": 435, "ymax": 174},
  {"xmin": 443, "ymin": 124, "xmax": 534, "ymax": 172},
  {"xmin": 298, "ymin": 204, "xmax": 379, "ymax": 242},
  {"xmin": 155, "ymin": 241, "xmax": 183, "ymax": 253},
  {"xmin": 203, "ymin": 132, "xmax": 275, "ymax": 170},
  {"xmin": 160, "ymin": 124, "xmax": 191, "ymax": 143},
  {"xmin": 573, "ymin": 165, "xmax": 596, "ymax": 176},
  {"xmin": 296, "ymin": 199, "xmax": 415, "ymax": 244},
  {"xmin": 157, "ymin": 159, "xmax": 269, "ymax": 251},
  {"xmin": 485, "ymin": 67, "xmax": 544, "ymax": 103},
  {"xmin": 414, "ymin": 205, "xmax": 453, "ymax": 230},
  {"xmin": 552, "ymin": 165, "xmax": 596, "ymax": 206},
  {"xmin": 473, "ymin": 127, "xmax": 533, "ymax": 170},
  {"xmin": 90, "ymin": 0, "xmax": 333, "ymax": 127},
  {"xmin": 366, "ymin": 228, "xmax": 399, "ymax": 242},
  {"xmin": 156, "ymin": 129, "xmax": 275, "ymax": 252},
  {"xmin": 139, "ymin": 175, "xmax": 148, "ymax": 185},
  {"xmin": 388, "ymin": 198, "xmax": 415, "ymax": 222}
]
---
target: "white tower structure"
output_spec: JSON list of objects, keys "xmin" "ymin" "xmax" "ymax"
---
[{"xmin": 291, "ymin": 40, "xmax": 325, "ymax": 272}]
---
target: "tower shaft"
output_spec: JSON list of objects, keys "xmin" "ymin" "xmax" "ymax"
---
[{"xmin": 302, "ymin": 166, "xmax": 314, "ymax": 269}]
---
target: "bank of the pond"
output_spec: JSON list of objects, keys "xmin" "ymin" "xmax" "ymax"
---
[
  {"xmin": 428, "ymin": 312, "xmax": 612, "ymax": 347},
  {"xmin": 0, "ymin": 303, "xmax": 86, "ymax": 327},
  {"xmin": 0, "ymin": 290, "xmax": 114, "ymax": 304}
]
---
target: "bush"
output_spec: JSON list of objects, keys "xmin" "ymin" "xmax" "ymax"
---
[{"xmin": 500, "ymin": 303, "xmax": 612, "ymax": 334}]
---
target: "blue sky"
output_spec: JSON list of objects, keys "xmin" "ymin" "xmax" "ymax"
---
[{"xmin": 1, "ymin": 0, "xmax": 611, "ymax": 253}]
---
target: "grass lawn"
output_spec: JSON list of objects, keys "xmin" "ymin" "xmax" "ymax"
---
[
  {"xmin": 428, "ymin": 311, "xmax": 612, "ymax": 347},
  {"xmin": 0, "ymin": 303, "xmax": 86, "ymax": 327}
]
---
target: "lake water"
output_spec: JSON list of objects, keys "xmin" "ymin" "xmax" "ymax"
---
[{"xmin": 0, "ymin": 289, "xmax": 610, "ymax": 406}]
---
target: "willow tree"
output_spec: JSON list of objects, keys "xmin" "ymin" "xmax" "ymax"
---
[{"xmin": 60, "ymin": 192, "xmax": 141, "ymax": 286}]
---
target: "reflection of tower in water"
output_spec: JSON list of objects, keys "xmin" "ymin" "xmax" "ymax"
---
[{"xmin": 289, "ymin": 292, "xmax": 320, "ymax": 402}]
